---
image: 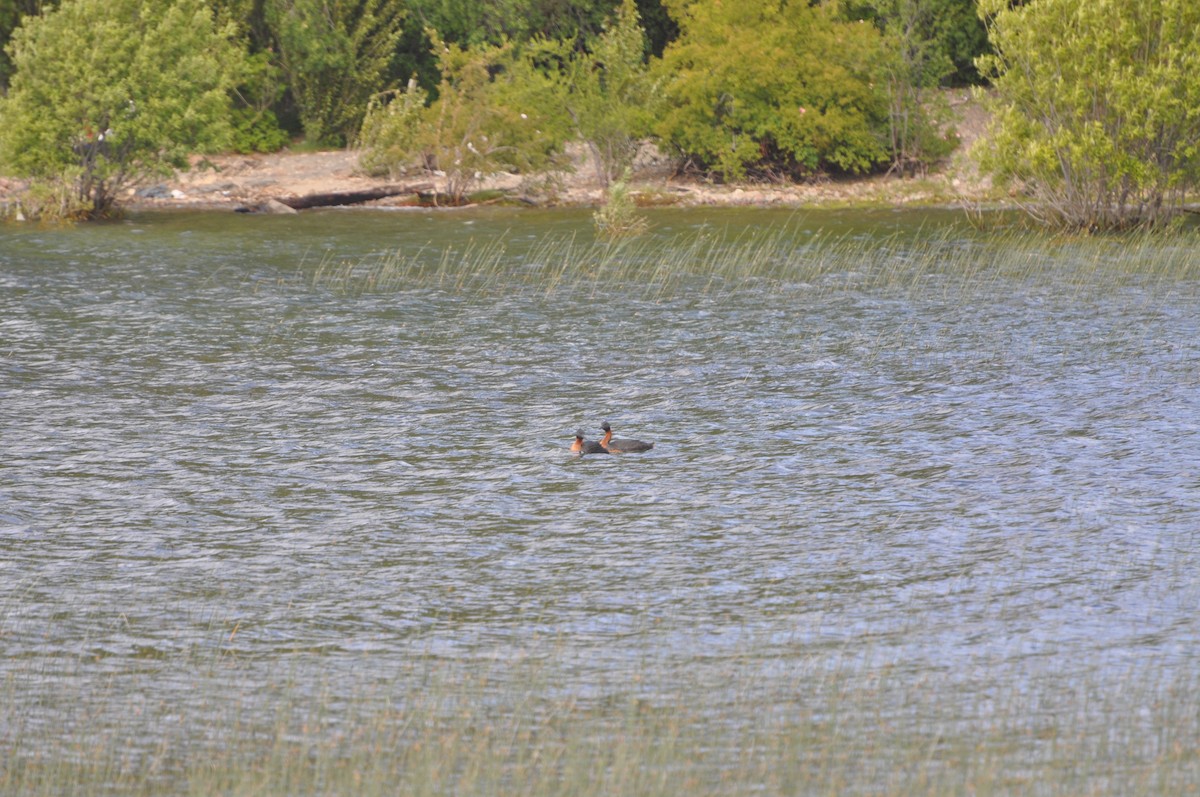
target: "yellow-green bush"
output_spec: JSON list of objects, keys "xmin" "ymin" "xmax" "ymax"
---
[
  {"xmin": 978, "ymin": 0, "xmax": 1200, "ymax": 230},
  {"xmin": 653, "ymin": 0, "xmax": 888, "ymax": 181},
  {"xmin": 360, "ymin": 32, "xmax": 570, "ymax": 203},
  {"xmin": 0, "ymin": 0, "xmax": 245, "ymax": 218}
]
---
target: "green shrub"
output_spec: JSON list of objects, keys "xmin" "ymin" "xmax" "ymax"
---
[
  {"xmin": 653, "ymin": 0, "xmax": 888, "ymax": 181},
  {"xmin": 557, "ymin": 0, "xmax": 660, "ymax": 186},
  {"xmin": 978, "ymin": 0, "xmax": 1200, "ymax": 230},
  {"xmin": 425, "ymin": 34, "xmax": 570, "ymax": 203},
  {"xmin": 0, "ymin": 0, "xmax": 246, "ymax": 218},
  {"xmin": 265, "ymin": 0, "xmax": 405, "ymax": 147},
  {"xmin": 845, "ymin": 0, "xmax": 990, "ymax": 87},
  {"xmin": 360, "ymin": 32, "xmax": 570, "ymax": 204},
  {"xmin": 228, "ymin": 106, "xmax": 291, "ymax": 154},
  {"xmin": 227, "ymin": 49, "xmax": 290, "ymax": 154},
  {"xmin": 2, "ymin": 174, "xmax": 91, "ymax": 222},
  {"xmin": 358, "ymin": 79, "xmax": 429, "ymax": 179},
  {"xmin": 862, "ymin": 0, "xmax": 959, "ymax": 175}
]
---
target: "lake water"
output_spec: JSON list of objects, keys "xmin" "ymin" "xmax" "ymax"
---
[{"xmin": 2, "ymin": 207, "xmax": 1199, "ymax": 793}]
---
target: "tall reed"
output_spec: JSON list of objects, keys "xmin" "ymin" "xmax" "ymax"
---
[
  {"xmin": 3, "ymin": 642, "xmax": 1197, "ymax": 796},
  {"xmin": 303, "ymin": 222, "xmax": 1200, "ymax": 303}
]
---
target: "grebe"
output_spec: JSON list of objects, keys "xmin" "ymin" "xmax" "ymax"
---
[
  {"xmin": 599, "ymin": 421, "xmax": 654, "ymax": 453},
  {"xmin": 571, "ymin": 429, "xmax": 609, "ymax": 455}
]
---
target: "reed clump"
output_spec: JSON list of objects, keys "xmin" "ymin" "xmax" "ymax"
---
[
  {"xmin": 304, "ymin": 221, "xmax": 1200, "ymax": 304},
  {"xmin": 593, "ymin": 171, "xmax": 649, "ymax": 239}
]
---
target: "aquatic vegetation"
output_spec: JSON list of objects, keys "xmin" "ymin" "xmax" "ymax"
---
[
  {"xmin": 2, "ymin": 632, "xmax": 1197, "ymax": 796},
  {"xmin": 305, "ymin": 217, "xmax": 1200, "ymax": 303},
  {"xmin": 593, "ymin": 171, "xmax": 649, "ymax": 239}
]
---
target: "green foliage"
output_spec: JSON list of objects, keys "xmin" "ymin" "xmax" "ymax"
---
[
  {"xmin": 845, "ymin": 0, "xmax": 988, "ymax": 87},
  {"xmin": 978, "ymin": 0, "xmax": 1200, "ymax": 230},
  {"xmin": 211, "ymin": 0, "xmax": 271, "ymax": 49},
  {"xmin": 0, "ymin": 0, "xmax": 54, "ymax": 89},
  {"xmin": 556, "ymin": 0, "xmax": 659, "ymax": 186},
  {"xmin": 266, "ymin": 0, "xmax": 405, "ymax": 146},
  {"xmin": 654, "ymin": 0, "xmax": 888, "ymax": 181},
  {"xmin": 362, "ymin": 1, "xmax": 656, "ymax": 197},
  {"xmin": 427, "ymin": 34, "xmax": 571, "ymax": 203},
  {"xmin": 228, "ymin": 106, "xmax": 291, "ymax": 154},
  {"xmin": 392, "ymin": 1, "xmax": 675, "ymax": 102},
  {"xmin": 635, "ymin": 0, "xmax": 677, "ymax": 58},
  {"xmin": 357, "ymin": 78, "xmax": 429, "ymax": 178},
  {"xmin": 932, "ymin": 0, "xmax": 990, "ymax": 86},
  {"xmin": 404, "ymin": 0, "xmax": 620, "ymax": 47},
  {"xmin": 0, "ymin": 0, "xmax": 246, "ymax": 218},
  {"xmin": 861, "ymin": 0, "xmax": 959, "ymax": 175},
  {"xmin": 3, "ymin": 172, "xmax": 91, "ymax": 222},
  {"xmin": 228, "ymin": 50, "xmax": 290, "ymax": 153},
  {"xmin": 361, "ymin": 33, "xmax": 569, "ymax": 204}
]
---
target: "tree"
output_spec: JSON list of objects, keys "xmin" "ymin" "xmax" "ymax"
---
[
  {"xmin": 931, "ymin": 0, "xmax": 989, "ymax": 86},
  {"xmin": 405, "ymin": 0, "xmax": 603, "ymax": 46},
  {"xmin": 844, "ymin": 0, "xmax": 988, "ymax": 87},
  {"xmin": 393, "ymin": 0, "xmax": 674, "ymax": 102},
  {"xmin": 358, "ymin": 78, "xmax": 430, "ymax": 180},
  {"xmin": 556, "ymin": 0, "xmax": 659, "ymax": 186},
  {"xmin": 653, "ymin": 0, "xmax": 887, "ymax": 181},
  {"xmin": 859, "ymin": 0, "xmax": 958, "ymax": 175},
  {"xmin": 0, "ymin": 0, "xmax": 246, "ymax": 218},
  {"xmin": 206, "ymin": 0, "xmax": 289, "ymax": 153},
  {"xmin": 266, "ymin": 0, "xmax": 405, "ymax": 146},
  {"xmin": 402, "ymin": 0, "xmax": 666, "ymax": 48},
  {"xmin": 360, "ymin": 32, "xmax": 569, "ymax": 204},
  {"xmin": 362, "ymin": 2, "xmax": 654, "ymax": 197},
  {"xmin": 0, "ymin": 0, "xmax": 56, "ymax": 90},
  {"xmin": 227, "ymin": 49, "xmax": 291, "ymax": 154},
  {"xmin": 978, "ymin": 0, "xmax": 1200, "ymax": 230}
]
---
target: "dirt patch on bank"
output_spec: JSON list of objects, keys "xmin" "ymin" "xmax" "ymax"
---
[{"xmin": 156, "ymin": 154, "xmax": 991, "ymax": 214}]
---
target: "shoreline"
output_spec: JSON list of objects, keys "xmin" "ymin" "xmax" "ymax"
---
[
  {"xmin": 141, "ymin": 90, "xmax": 996, "ymax": 213},
  {"xmin": 116, "ymin": 148, "xmax": 999, "ymax": 214},
  {"xmin": 0, "ymin": 155, "xmax": 1003, "ymax": 218},
  {"xmin": 3, "ymin": 90, "xmax": 1001, "ymax": 217}
]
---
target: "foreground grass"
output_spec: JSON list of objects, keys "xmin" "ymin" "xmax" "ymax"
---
[{"xmin": 3, "ymin": 644, "xmax": 1198, "ymax": 797}]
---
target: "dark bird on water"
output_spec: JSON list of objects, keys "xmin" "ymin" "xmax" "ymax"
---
[
  {"xmin": 571, "ymin": 429, "xmax": 610, "ymax": 455},
  {"xmin": 599, "ymin": 421, "xmax": 654, "ymax": 453}
]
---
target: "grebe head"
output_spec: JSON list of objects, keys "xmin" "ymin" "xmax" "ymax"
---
[{"xmin": 572, "ymin": 429, "xmax": 610, "ymax": 454}]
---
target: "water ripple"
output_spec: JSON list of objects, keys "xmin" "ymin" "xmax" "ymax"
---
[{"xmin": 2, "ymin": 210, "xmax": 1199, "ymax": 700}]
